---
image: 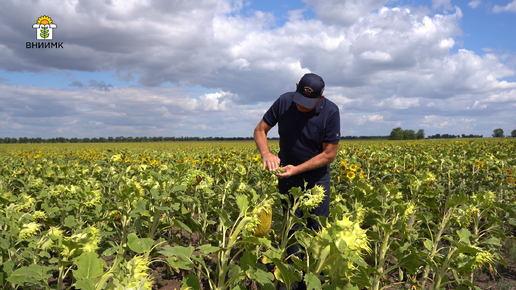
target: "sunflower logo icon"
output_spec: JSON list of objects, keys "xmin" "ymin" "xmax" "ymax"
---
[{"xmin": 32, "ymin": 16, "xmax": 57, "ymax": 40}]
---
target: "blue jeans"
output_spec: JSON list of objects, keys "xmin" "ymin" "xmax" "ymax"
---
[{"xmin": 278, "ymin": 172, "xmax": 330, "ymax": 260}]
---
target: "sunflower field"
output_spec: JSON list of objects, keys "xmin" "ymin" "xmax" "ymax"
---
[{"xmin": 0, "ymin": 139, "xmax": 515, "ymax": 290}]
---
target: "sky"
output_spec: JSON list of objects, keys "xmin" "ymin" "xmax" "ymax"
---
[{"xmin": 1, "ymin": 0, "xmax": 516, "ymax": 139}]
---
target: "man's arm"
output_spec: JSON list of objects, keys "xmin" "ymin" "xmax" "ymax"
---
[
  {"xmin": 276, "ymin": 142, "xmax": 339, "ymax": 178},
  {"xmin": 254, "ymin": 119, "xmax": 281, "ymax": 171}
]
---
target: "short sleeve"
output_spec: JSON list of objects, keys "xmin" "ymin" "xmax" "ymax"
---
[
  {"xmin": 262, "ymin": 97, "xmax": 281, "ymax": 127},
  {"xmin": 323, "ymin": 107, "xmax": 340, "ymax": 144}
]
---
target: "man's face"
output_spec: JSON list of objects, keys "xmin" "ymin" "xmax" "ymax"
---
[{"xmin": 296, "ymin": 96, "xmax": 323, "ymax": 113}]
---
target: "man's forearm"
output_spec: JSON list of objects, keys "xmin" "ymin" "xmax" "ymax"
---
[
  {"xmin": 294, "ymin": 152, "xmax": 335, "ymax": 174},
  {"xmin": 254, "ymin": 127, "xmax": 271, "ymax": 156}
]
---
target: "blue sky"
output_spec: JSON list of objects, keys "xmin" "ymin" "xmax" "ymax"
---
[{"xmin": 1, "ymin": 0, "xmax": 516, "ymax": 138}]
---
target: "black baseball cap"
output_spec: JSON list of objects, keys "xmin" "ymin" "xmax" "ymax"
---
[{"xmin": 293, "ymin": 73, "xmax": 325, "ymax": 108}]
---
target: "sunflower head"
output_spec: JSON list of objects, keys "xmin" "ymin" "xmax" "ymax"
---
[
  {"xmin": 339, "ymin": 161, "xmax": 347, "ymax": 172},
  {"xmin": 37, "ymin": 16, "xmax": 53, "ymax": 25},
  {"xmin": 19, "ymin": 222, "xmax": 40, "ymax": 239},
  {"xmin": 299, "ymin": 184, "xmax": 326, "ymax": 210}
]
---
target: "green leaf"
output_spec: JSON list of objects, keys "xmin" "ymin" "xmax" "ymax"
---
[
  {"xmin": 423, "ymin": 239, "xmax": 433, "ymax": 251},
  {"xmin": 75, "ymin": 279, "xmax": 96, "ymax": 290},
  {"xmin": 304, "ymin": 272, "xmax": 322, "ymax": 290},
  {"xmin": 239, "ymin": 251, "xmax": 257, "ymax": 272},
  {"xmin": 456, "ymin": 228, "xmax": 472, "ymax": 244},
  {"xmin": 343, "ymin": 283, "xmax": 360, "ymax": 290},
  {"xmin": 6, "ymin": 264, "xmax": 52, "ymax": 286},
  {"xmin": 236, "ymin": 194, "xmax": 249, "ymax": 216},
  {"xmin": 1, "ymin": 260, "xmax": 14, "ymax": 275},
  {"xmin": 241, "ymin": 236, "xmax": 272, "ymax": 248},
  {"xmin": 249, "ymin": 268, "xmax": 274, "ymax": 288},
  {"xmin": 395, "ymin": 252, "xmax": 421, "ymax": 275},
  {"xmin": 349, "ymin": 268, "xmax": 372, "ymax": 288},
  {"xmin": 0, "ymin": 196, "xmax": 9, "ymax": 205},
  {"xmin": 172, "ymin": 184, "xmax": 187, "ymax": 192},
  {"xmin": 454, "ymin": 242, "xmax": 481, "ymax": 255},
  {"xmin": 228, "ymin": 264, "xmax": 245, "ymax": 285},
  {"xmin": 172, "ymin": 219, "xmax": 192, "ymax": 234},
  {"xmin": 64, "ymin": 215, "xmax": 77, "ymax": 228},
  {"xmin": 481, "ymin": 237, "xmax": 502, "ymax": 247},
  {"xmin": 160, "ymin": 245, "xmax": 195, "ymax": 271},
  {"xmin": 166, "ymin": 256, "xmax": 194, "ymax": 271},
  {"xmin": 180, "ymin": 274, "xmax": 200, "ymax": 290},
  {"xmin": 101, "ymin": 246, "xmax": 119, "ymax": 257},
  {"xmin": 190, "ymin": 255, "xmax": 207, "ymax": 268},
  {"xmin": 459, "ymin": 280, "xmax": 482, "ymax": 290},
  {"xmin": 73, "ymin": 252, "xmax": 106, "ymax": 280},
  {"xmin": 267, "ymin": 256, "xmax": 301, "ymax": 287},
  {"xmin": 134, "ymin": 200, "xmax": 150, "ymax": 217},
  {"xmin": 323, "ymin": 280, "xmax": 346, "ymax": 290},
  {"xmin": 197, "ymin": 244, "xmax": 221, "ymax": 254},
  {"xmin": 215, "ymin": 208, "xmax": 233, "ymax": 228},
  {"xmin": 127, "ymin": 233, "xmax": 154, "ymax": 253},
  {"xmin": 159, "ymin": 245, "xmax": 195, "ymax": 257}
]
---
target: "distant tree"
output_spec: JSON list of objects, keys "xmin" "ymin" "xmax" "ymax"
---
[
  {"xmin": 512, "ymin": 129, "xmax": 516, "ymax": 137},
  {"xmin": 390, "ymin": 127, "xmax": 404, "ymax": 140},
  {"xmin": 403, "ymin": 129, "xmax": 416, "ymax": 140},
  {"xmin": 492, "ymin": 128, "xmax": 504, "ymax": 138},
  {"xmin": 416, "ymin": 129, "xmax": 425, "ymax": 139}
]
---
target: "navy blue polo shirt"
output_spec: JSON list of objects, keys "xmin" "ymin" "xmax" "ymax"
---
[{"xmin": 263, "ymin": 92, "xmax": 340, "ymax": 176}]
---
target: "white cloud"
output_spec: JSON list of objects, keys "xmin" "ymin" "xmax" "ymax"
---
[
  {"xmin": 493, "ymin": 0, "xmax": 516, "ymax": 13},
  {"xmin": 305, "ymin": 0, "xmax": 389, "ymax": 26},
  {"xmin": 0, "ymin": 0, "xmax": 514, "ymax": 138},
  {"xmin": 227, "ymin": 58, "xmax": 251, "ymax": 70},
  {"xmin": 359, "ymin": 51, "xmax": 393, "ymax": 62},
  {"xmin": 468, "ymin": 0, "xmax": 481, "ymax": 9},
  {"xmin": 484, "ymin": 90, "xmax": 516, "ymax": 103},
  {"xmin": 439, "ymin": 38, "xmax": 455, "ymax": 49},
  {"xmin": 432, "ymin": 0, "xmax": 453, "ymax": 10}
]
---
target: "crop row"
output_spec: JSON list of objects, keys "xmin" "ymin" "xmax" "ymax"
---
[{"xmin": 0, "ymin": 139, "xmax": 515, "ymax": 289}]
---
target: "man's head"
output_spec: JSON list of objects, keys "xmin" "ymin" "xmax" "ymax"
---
[{"xmin": 293, "ymin": 73, "xmax": 325, "ymax": 109}]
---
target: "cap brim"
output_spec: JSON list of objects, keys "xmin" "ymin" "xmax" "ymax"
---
[{"xmin": 293, "ymin": 92, "xmax": 319, "ymax": 108}]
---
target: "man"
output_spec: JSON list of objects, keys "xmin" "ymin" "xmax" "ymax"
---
[{"xmin": 253, "ymin": 73, "xmax": 340, "ymax": 288}]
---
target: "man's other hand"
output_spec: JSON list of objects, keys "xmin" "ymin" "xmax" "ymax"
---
[
  {"xmin": 262, "ymin": 152, "xmax": 281, "ymax": 171},
  {"xmin": 275, "ymin": 165, "xmax": 298, "ymax": 178}
]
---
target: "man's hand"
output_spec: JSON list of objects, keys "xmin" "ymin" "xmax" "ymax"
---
[
  {"xmin": 261, "ymin": 152, "xmax": 281, "ymax": 172},
  {"xmin": 275, "ymin": 165, "xmax": 298, "ymax": 178}
]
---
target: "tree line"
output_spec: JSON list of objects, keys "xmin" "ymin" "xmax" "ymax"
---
[
  {"xmin": 0, "ymin": 136, "xmax": 256, "ymax": 144},
  {"xmin": 427, "ymin": 133, "xmax": 483, "ymax": 139},
  {"xmin": 492, "ymin": 128, "xmax": 516, "ymax": 138},
  {"xmin": 389, "ymin": 127, "xmax": 425, "ymax": 140},
  {"xmin": 390, "ymin": 127, "xmax": 516, "ymax": 140},
  {"xmin": 1, "ymin": 128, "xmax": 514, "ymax": 144}
]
